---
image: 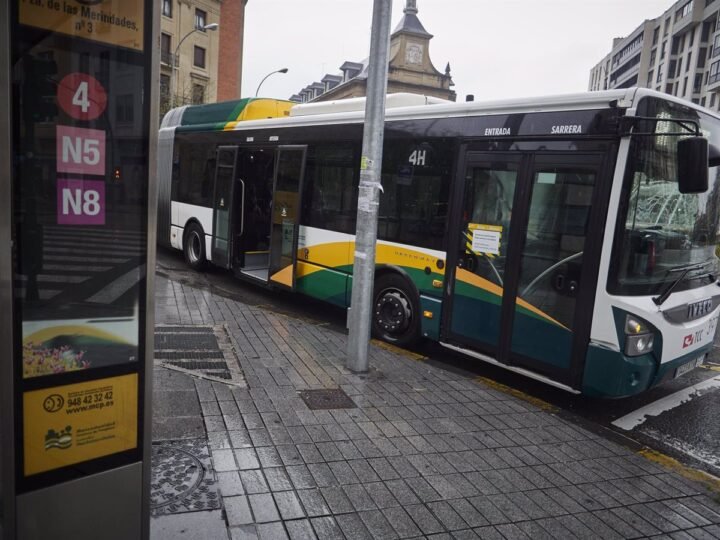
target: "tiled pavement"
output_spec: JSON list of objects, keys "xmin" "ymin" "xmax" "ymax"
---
[{"xmin": 152, "ymin": 274, "xmax": 720, "ymax": 539}]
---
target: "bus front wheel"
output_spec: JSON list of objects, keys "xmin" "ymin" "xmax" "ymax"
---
[
  {"xmin": 183, "ymin": 223, "xmax": 206, "ymax": 271},
  {"xmin": 372, "ymin": 273, "xmax": 420, "ymax": 347}
]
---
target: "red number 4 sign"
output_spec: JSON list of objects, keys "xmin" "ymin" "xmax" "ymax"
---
[{"xmin": 56, "ymin": 72, "xmax": 108, "ymax": 121}]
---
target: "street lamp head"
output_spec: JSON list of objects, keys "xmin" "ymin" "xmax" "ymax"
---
[
  {"xmin": 203, "ymin": 23, "xmax": 219, "ymax": 31},
  {"xmin": 255, "ymin": 68, "xmax": 290, "ymax": 96}
]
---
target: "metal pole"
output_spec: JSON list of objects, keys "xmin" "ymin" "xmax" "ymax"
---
[
  {"xmin": 0, "ymin": 1, "xmax": 16, "ymax": 537},
  {"xmin": 347, "ymin": 0, "xmax": 392, "ymax": 373}
]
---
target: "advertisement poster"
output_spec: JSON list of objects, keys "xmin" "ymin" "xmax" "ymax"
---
[
  {"xmin": 23, "ymin": 374, "xmax": 138, "ymax": 475},
  {"xmin": 19, "ymin": 0, "xmax": 144, "ymax": 52}
]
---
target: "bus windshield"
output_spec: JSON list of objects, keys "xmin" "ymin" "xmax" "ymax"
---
[{"xmin": 611, "ymin": 97, "xmax": 720, "ymax": 296}]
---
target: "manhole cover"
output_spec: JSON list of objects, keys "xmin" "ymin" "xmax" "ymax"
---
[
  {"xmin": 299, "ymin": 388, "xmax": 357, "ymax": 410},
  {"xmin": 154, "ymin": 325, "xmax": 245, "ymax": 387},
  {"xmin": 151, "ymin": 439, "xmax": 220, "ymax": 516}
]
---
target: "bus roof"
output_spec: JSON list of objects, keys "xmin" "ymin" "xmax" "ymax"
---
[
  {"xmin": 161, "ymin": 98, "xmax": 295, "ymax": 132},
  {"xmin": 161, "ymin": 88, "xmax": 720, "ymax": 134}
]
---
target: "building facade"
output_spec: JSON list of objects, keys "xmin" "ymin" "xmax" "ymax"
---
[
  {"xmin": 160, "ymin": 0, "xmax": 247, "ymax": 116},
  {"xmin": 589, "ymin": 0, "xmax": 720, "ymax": 110},
  {"xmin": 290, "ymin": 0, "xmax": 456, "ymax": 103}
]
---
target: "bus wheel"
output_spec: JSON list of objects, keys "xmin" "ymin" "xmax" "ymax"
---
[
  {"xmin": 183, "ymin": 223, "xmax": 206, "ymax": 271},
  {"xmin": 372, "ymin": 273, "xmax": 420, "ymax": 347}
]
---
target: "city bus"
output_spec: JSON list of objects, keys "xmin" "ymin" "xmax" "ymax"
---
[{"xmin": 157, "ymin": 89, "xmax": 720, "ymax": 398}]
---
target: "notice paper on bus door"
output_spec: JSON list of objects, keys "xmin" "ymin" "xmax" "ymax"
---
[{"xmin": 469, "ymin": 224, "xmax": 502, "ymax": 255}]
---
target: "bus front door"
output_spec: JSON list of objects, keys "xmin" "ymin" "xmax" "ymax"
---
[
  {"xmin": 445, "ymin": 152, "xmax": 605, "ymax": 389},
  {"xmin": 268, "ymin": 146, "xmax": 307, "ymax": 290},
  {"xmin": 445, "ymin": 154, "xmax": 521, "ymax": 361},
  {"xmin": 211, "ymin": 146, "xmax": 239, "ymax": 269}
]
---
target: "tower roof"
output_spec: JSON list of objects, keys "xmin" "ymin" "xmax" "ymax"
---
[{"xmin": 392, "ymin": 0, "xmax": 432, "ymax": 39}]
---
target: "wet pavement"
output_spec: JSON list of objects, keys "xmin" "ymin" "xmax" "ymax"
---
[
  {"xmin": 150, "ymin": 258, "xmax": 720, "ymax": 539},
  {"xmin": 156, "ymin": 247, "xmax": 720, "ymax": 480}
]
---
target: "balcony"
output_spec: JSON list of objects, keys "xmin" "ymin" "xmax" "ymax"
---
[{"xmin": 161, "ymin": 51, "xmax": 178, "ymax": 67}]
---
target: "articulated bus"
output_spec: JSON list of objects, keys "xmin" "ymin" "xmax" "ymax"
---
[{"xmin": 157, "ymin": 89, "xmax": 720, "ymax": 398}]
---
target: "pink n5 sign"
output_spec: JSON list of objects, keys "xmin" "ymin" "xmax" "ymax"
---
[
  {"xmin": 56, "ymin": 126, "xmax": 106, "ymax": 176},
  {"xmin": 57, "ymin": 179, "xmax": 105, "ymax": 225}
]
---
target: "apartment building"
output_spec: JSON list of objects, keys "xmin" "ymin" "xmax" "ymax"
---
[
  {"xmin": 159, "ymin": 0, "xmax": 247, "ymax": 115},
  {"xmin": 589, "ymin": 0, "xmax": 720, "ymax": 110}
]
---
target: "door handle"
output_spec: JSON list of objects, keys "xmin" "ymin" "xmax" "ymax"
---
[{"xmin": 238, "ymin": 178, "xmax": 245, "ymax": 236}]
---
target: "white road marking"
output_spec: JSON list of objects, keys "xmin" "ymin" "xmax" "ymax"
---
[{"xmin": 612, "ymin": 375, "xmax": 720, "ymax": 431}]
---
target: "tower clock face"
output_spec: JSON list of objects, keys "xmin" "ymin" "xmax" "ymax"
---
[{"xmin": 406, "ymin": 43, "xmax": 423, "ymax": 65}]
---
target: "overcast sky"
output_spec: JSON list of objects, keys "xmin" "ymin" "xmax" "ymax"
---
[{"xmin": 242, "ymin": 0, "xmax": 674, "ymax": 102}]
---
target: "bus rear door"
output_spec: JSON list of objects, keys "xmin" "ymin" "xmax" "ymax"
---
[
  {"xmin": 211, "ymin": 146, "xmax": 239, "ymax": 269},
  {"xmin": 268, "ymin": 146, "xmax": 307, "ymax": 290},
  {"xmin": 444, "ymin": 151, "xmax": 608, "ymax": 389}
]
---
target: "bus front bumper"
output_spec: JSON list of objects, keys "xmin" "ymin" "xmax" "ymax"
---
[{"xmin": 582, "ymin": 342, "xmax": 714, "ymax": 398}]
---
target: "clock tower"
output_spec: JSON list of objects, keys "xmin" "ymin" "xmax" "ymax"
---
[{"xmin": 387, "ymin": 0, "xmax": 455, "ymax": 101}]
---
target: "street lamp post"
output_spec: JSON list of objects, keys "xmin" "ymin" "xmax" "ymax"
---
[
  {"xmin": 255, "ymin": 68, "xmax": 289, "ymax": 97},
  {"xmin": 170, "ymin": 23, "xmax": 218, "ymax": 107}
]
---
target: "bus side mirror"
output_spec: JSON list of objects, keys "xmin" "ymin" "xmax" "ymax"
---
[{"xmin": 677, "ymin": 137, "xmax": 708, "ymax": 194}]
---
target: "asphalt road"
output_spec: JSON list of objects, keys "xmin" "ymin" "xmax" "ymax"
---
[{"xmin": 156, "ymin": 247, "xmax": 720, "ymax": 479}]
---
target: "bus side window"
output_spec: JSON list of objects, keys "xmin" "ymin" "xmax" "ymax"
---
[{"xmin": 302, "ymin": 144, "xmax": 357, "ymax": 234}]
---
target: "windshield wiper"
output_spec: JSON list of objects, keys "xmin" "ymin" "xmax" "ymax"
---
[{"xmin": 653, "ymin": 261, "xmax": 714, "ymax": 306}]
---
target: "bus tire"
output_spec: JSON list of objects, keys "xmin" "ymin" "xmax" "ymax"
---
[
  {"xmin": 372, "ymin": 273, "xmax": 420, "ymax": 347},
  {"xmin": 183, "ymin": 223, "xmax": 206, "ymax": 271}
]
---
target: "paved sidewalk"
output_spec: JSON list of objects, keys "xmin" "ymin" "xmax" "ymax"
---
[{"xmin": 151, "ymin": 274, "xmax": 720, "ymax": 539}]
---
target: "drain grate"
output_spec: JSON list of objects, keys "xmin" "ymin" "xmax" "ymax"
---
[
  {"xmin": 155, "ymin": 333, "xmax": 220, "ymax": 350},
  {"xmin": 299, "ymin": 388, "xmax": 357, "ymax": 410},
  {"xmin": 151, "ymin": 439, "xmax": 220, "ymax": 516},
  {"xmin": 154, "ymin": 325, "xmax": 245, "ymax": 387},
  {"xmin": 155, "ymin": 351, "xmax": 225, "ymax": 360}
]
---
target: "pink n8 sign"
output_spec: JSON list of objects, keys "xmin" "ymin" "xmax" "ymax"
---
[
  {"xmin": 56, "ymin": 125, "xmax": 106, "ymax": 176},
  {"xmin": 57, "ymin": 179, "xmax": 105, "ymax": 225}
]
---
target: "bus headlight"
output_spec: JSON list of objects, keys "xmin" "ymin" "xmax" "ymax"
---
[{"xmin": 625, "ymin": 315, "xmax": 655, "ymax": 356}]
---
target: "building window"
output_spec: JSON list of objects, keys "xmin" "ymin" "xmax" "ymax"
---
[
  {"xmin": 702, "ymin": 96, "xmax": 707, "ymax": 106},
  {"xmin": 161, "ymin": 33, "xmax": 172, "ymax": 65},
  {"xmin": 193, "ymin": 46, "xmax": 206, "ymax": 68},
  {"xmin": 694, "ymin": 73, "xmax": 703, "ymax": 92},
  {"xmin": 690, "ymin": 28, "xmax": 695, "ymax": 47},
  {"xmin": 675, "ymin": 1, "xmax": 693, "ymax": 22},
  {"xmin": 116, "ymin": 94, "xmax": 134, "ymax": 122},
  {"xmin": 162, "ymin": 0, "xmax": 172, "ymax": 17},
  {"xmin": 711, "ymin": 92, "xmax": 717, "ymax": 107},
  {"xmin": 648, "ymin": 70, "xmax": 654, "ymax": 84},
  {"xmin": 710, "ymin": 59, "xmax": 720, "ymax": 84},
  {"xmin": 657, "ymin": 68, "xmax": 663, "ymax": 83},
  {"xmin": 687, "ymin": 52, "xmax": 692, "ymax": 72},
  {"xmin": 195, "ymin": 9, "xmax": 207, "ymax": 30},
  {"xmin": 650, "ymin": 49, "xmax": 657, "ymax": 65},
  {"xmin": 192, "ymin": 84, "xmax": 205, "ymax": 104},
  {"xmin": 702, "ymin": 21, "xmax": 713, "ymax": 42},
  {"xmin": 653, "ymin": 27, "xmax": 660, "ymax": 45},
  {"xmin": 661, "ymin": 40, "xmax": 667, "ymax": 59},
  {"xmin": 699, "ymin": 47, "xmax": 708, "ymax": 68},
  {"xmin": 664, "ymin": 19, "xmax": 670, "ymax": 36},
  {"xmin": 669, "ymin": 59, "xmax": 677, "ymax": 77},
  {"xmin": 683, "ymin": 76, "xmax": 689, "ymax": 95}
]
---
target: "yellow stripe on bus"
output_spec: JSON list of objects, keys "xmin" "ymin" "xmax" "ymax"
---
[
  {"xmin": 269, "ymin": 265, "xmax": 293, "ymax": 287},
  {"xmin": 455, "ymin": 268, "xmax": 568, "ymax": 330}
]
